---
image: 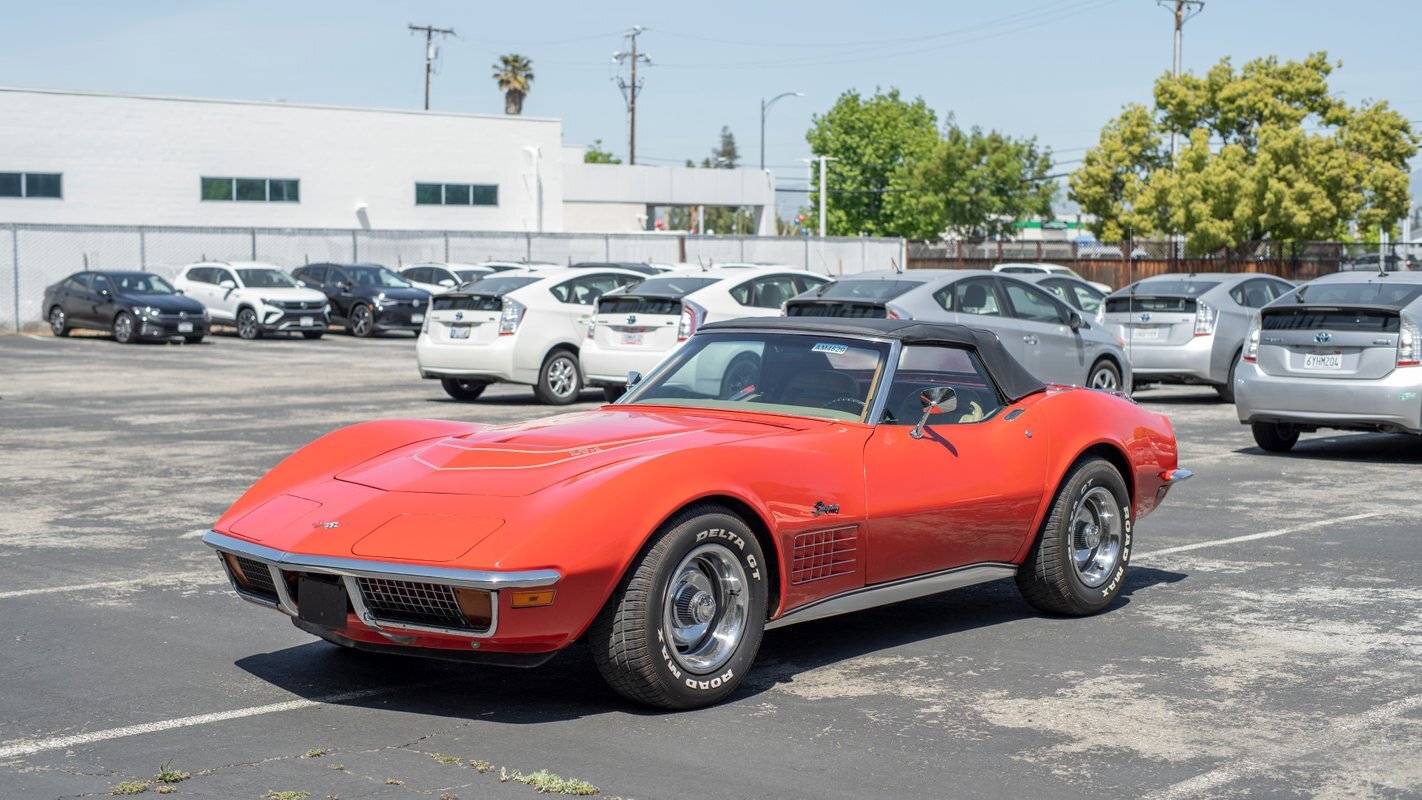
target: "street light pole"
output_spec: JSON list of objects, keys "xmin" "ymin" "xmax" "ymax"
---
[
  {"xmin": 760, "ymin": 91, "xmax": 803, "ymax": 171},
  {"xmin": 817, "ymin": 155, "xmax": 836, "ymax": 238}
]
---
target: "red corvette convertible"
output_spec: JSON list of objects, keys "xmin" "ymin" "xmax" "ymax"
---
[{"xmin": 206, "ymin": 318, "xmax": 1189, "ymax": 709}]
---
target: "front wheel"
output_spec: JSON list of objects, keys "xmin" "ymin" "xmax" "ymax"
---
[
  {"xmin": 534, "ymin": 349, "xmax": 582, "ymax": 405},
  {"xmin": 113, "ymin": 311, "xmax": 137, "ymax": 344},
  {"xmin": 588, "ymin": 505, "xmax": 768, "ymax": 709},
  {"xmin": 49, "ymin": 306, "xmax": 71, "ymax": 337},
  {"xmin": 236, "ymin": 307, "xmax": 263, "ymax": 340},
  {"xmin": 441, "ymin": 378, "xmax": 488, "ymax": 401},
  {"xmin": 1016, "ymin": 457, "xmax": 1132, "ymax": 616},
  {"xmin": 1251, "ymin": 421, "xmax": 1299, "ymax": 453},
  {"xmin": 1086, "ymin": 359, "xmax": 1121, "ymax": 391},
  {"xmin": 348, "ymin": 304, "xmax": 376, "ymax": 337}
]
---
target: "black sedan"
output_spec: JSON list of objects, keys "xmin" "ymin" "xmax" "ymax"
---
[
  {"xmin": 291, "ymin": 263, "xmax": 430, "ymax": 337},
  {"xmin": 43, "ymin": 270, "xmax": 210, "ymax": 344}
]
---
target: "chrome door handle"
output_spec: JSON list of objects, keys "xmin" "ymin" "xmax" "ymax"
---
[{"xmin": 1023, "ymin": 335, "xmax": 1039, "ymax": 345}]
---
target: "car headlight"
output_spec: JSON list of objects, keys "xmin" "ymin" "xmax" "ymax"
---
[{"xmin": 201, "ymin": 308, "xmax": 211, "ymax": 321}]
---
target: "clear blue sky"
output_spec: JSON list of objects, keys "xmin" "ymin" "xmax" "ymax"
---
[{"xmin": 6, "ymin": 0, "xmax": 1420, "ymax": 215}]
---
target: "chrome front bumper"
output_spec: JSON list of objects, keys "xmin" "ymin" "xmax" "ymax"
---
[{"xmin": 203, "ymin": 530, "xmax": 560, "ymax": 641}]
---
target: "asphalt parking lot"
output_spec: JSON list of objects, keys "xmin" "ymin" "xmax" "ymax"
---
[{"xmin": 2, "ymin": 329, "xmax": 1420, "ymax": 800}]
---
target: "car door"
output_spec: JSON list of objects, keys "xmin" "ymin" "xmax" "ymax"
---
[
  {"xmin": 208, "ymin": 266, "xmax": 241, "ymax": 321},
  {"xmin": 932, "ymin": 277, "xmax": 1029, "ymax": 361},
  {"xmin": 862, "ymin": 343, "xmax": 1048, "ymax": 583},
  {"xmin": 85, "ymin": 273, "xmax": 116, "ymax": 326},
  {"xmin": 59, "ymin": 274, "xmax": 93, "ymax": 327},
  {"xmin": 1001, "ymin": 278, "xmax": 1086, "ymax": 384}
]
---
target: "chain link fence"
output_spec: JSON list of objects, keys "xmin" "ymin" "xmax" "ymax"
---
[{"xmin": 2, "ymin": 224, "xmax": 905, "ymax": 331}]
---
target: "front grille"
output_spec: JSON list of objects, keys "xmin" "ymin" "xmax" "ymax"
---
[
  {"xmin": 357, "ymin": 577, "xmax": 477, "ymax": 630},
  {"xmin": 273, "ymin": 300, "xmax": 323, "ymax": 310},
  {"xmin": 232, "ymin": 555, "xmax": 279, "ymax": 599},
  {"xmin": 791, "ymin": 526, "xmax": 859, "ymax": 584}
]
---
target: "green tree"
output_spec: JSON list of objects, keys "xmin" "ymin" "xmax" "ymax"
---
[
  {"xmin": 805, "ymin": 88, "xmax": 940, "ymax": 236},
  {"xmin": 1070, "ymin": 52, "xmax": 1417, "ymax": 252},
  {"xmin": 583, "ymin": 139, "xmax": 621, "ymax": 164},
  {"xmin": 492, "ymin": 53, "xmax": 534, "ymax": 115},
  {"xmin": 890, "ymin": 124, "xmax": 1057, "ymax": 239}
]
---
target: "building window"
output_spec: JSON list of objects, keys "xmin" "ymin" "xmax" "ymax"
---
[
  {"xmin": 0, "ymin": 172, "xmax": 62, "ymax": 199},
  {"xmin": 201, "ymin": 177, "xmax": 300, "ymax": 202},
  {"xmin": 415, "ymin": 182, "xmax": 498, "ymax": 207}
]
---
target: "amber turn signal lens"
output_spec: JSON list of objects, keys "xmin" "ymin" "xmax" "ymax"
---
[
  {"xmin": 454, "ymin": 588, "xmax": 494, "ymax": 628},
  {"xmin": 510, "ymin": 589, "xmax": 556, "ymax": 608},
  {"xmin": 222, "ymin": 553, "xmax": 251, "ymax": 589}
]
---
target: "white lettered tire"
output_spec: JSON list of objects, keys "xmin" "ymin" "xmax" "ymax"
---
[{"xmin": 589, "ymin": 504, "xmax": 768, "ymax": 709}]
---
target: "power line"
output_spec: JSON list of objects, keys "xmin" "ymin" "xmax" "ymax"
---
[{"xmin": 408, "ymin": 23, "xmax": 455, "ymax": 111}]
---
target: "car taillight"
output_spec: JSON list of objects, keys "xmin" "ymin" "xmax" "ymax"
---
[
  {"xmin": 498, "ymin": 297, "xmax": 525, "ymax": 336},
  {"xmin": 885, "ymin": 303, "xmax": 912, "ymax": 320},
  {"xmin": 1399, "ymin": 316, "xmax": 1420, "ymax": 367},
  {"xmin": 586, "ymin": 313, "xmax": 598, "ymax": 339},
  {"xmin": 1242, "ymin": 316, "xmax": 1260, "ymax": 362},
  {"xmin": 1193, "ymin": 300, "xmax": 1217, "ymax": 336},
  {"xmin": 678, "ymin": 300, "xmax": 706, "ymax": 341}
]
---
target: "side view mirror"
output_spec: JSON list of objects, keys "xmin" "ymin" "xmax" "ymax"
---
[
  {"xmin": 909, "ymin": 386, "xmax": 957, "ymax": 440},
  {"xmin": 296, "ymin": 280, "xmax": 308, "ymax": 288},
  {"xmin": 175, "ymin": 288, "xmax": 185, "ymax": 295},
  {"xmin": 219, "ymin": 279, "xmax": 236, "ymax": 290},
  {"xmin": 99, "ymin": 289, "xmax": 113, "ymax": 299},
  {"xmin": 439, "ymin": 278, "xmax": 456, "ymax": 287},
  {"xmin": 626, "ymin": 370, "xmax": 643, "ymax": 388},
  {"xmin": 334, "ymin": 281, "xmax": 349, "ymax": 290},
  {"xmin": 1069, "ymin": 312, "xmax": 1084, "ymax": 331}
]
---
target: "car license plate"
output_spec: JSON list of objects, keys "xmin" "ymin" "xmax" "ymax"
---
[
  {"xmin": 1303, "ymin": 353, "xmax": 1342, "ymax": 370},
  {"xmin": 622, "ymin": 333, "xmax": 644, "ymax": 345},
  {"xmin": 450, "ymin": 325, "xmax": 471, "ymax": 340},
  {"xmin": 411, "ymin": 313, "xmax": 424, "ymax": 324},
  {"xmin": 178, "ymin": 322, "xmax": 194, "ymax": 333},
  {"xmin": 1131, "ymin": 326, "xmax": 1161, "ymax": 340},
  {"xmin": 296, "ymin": 576, "xmax": 348, "ymax": 628},
  {"xmin": 299, "ymin": 316, "xmax": 314, "ymax": 327}
]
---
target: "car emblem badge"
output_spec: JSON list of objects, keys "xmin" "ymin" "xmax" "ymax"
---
[
  {"xmin": 180, "ymin": 311, "xmax": 188, "ymax": 319},
  {"xmin": 1139, "ymin": 313, "xmax": 1151, "ymax": 322},
  {"xmin": 312, "ymin": 520, "xmax": 339, "ymax": 529},
  {"xmin": 627, "ymin": 315, "xmax": 638, "ymax": 325},
  {"xmin": 455, "ymin": 311, "xmax": 464, "ymax": 321},
  {"xmin": 812, "ymin": 501, "xmax": 840, "ymax": 517},
  {"xmin": 1315, "ymin": 331, "xmax": 1332, "ymax": 344}
]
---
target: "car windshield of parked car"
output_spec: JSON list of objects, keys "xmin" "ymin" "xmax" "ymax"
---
[
  {"xmin": 346, "ymin": 266, "xmax": 412, "ymax": 288},
  {"xmin": 623, "ymin": 276, "xmax": 720, "ymax": 297},
  {"xmin": 111, "ymin": 273, "xmax": 176, "ymax": 294},
  {"xmin": 623, "ymin": 333, "xmax": 889, "ymax": 422},
  {"xmin": 812, "ymin": 280, "xmax": 920, "ymax": 301},
  {"xmin": 237, "ymin": 269, "xmax": 299, "ymax": 288},
  {"xmin": 1288, "ymin": 282, "xmax": 1422, "ymax": 308}
]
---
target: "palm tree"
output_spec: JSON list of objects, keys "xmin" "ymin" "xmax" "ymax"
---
[{"xmin": 493, "ymin": 54, "xmax": 534, "ymax": 115}]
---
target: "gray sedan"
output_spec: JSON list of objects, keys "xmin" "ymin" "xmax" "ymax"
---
[
  {"xmin": 785, "ymin": 269, "xmax": 1132, "ymax": 391},
  {"xmin": 1100, "ymin": 272, "xmax": 1294, "ymax": 401},
  {"xmin": 1235, "ymin": 271, "xmax": 1422, "ymax": 451}
]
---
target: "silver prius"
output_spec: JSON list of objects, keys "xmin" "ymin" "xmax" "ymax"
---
[
  {"xmin": 1235, "ymin": 271, "xmax": 1422, "ymax": 452},
  {"xmin": 1100, "ymin": 272, "xmax": 1294, "ymax": 401},
  {"xmin": 785, "ymin": 269, "xmax": 1132, "ymax": 391}
]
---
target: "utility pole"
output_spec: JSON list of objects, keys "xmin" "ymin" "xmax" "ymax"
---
[
  {"xmin": 613, "ymin": 26, "xmax": 651, "ymax": 165},
  {"xmin": 760, "ymin": 91, "xmax": 804, "ymax": 171},
  {"xmin": 1157, "ymin": 1, "xmax": 1203, "ymax": 159},
  {"xmin": 409, "ymin": 23, "xmax": 456, "ymax": 111}
]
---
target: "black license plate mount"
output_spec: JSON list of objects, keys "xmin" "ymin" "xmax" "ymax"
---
[{"xmin": 297, "ymin": 576, "xmax": 349, "ymax": 629}]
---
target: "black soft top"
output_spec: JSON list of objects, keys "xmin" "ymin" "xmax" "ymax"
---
[{"xmin": 700, "ymin": 317, "xmax": 1047, "ymax": 402}]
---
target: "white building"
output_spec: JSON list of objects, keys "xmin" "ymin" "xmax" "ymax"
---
[{"xmin": 0, "ymin": 87, "xmax": 775, "ymax": 235}]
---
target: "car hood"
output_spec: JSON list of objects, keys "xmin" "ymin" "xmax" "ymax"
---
[
  {"xmin": 335, "ymin": 407, "xmax": 809, "ymax": 497},
  {"xmin": 123, "ymin": 293, "xmax": 206, "ymax": 314},
  {"xmin": 361, "ymin": 286, "xmax": 428, "ymax": 301},
  {"xmin": 247, "ymin": 287, "xmax": 328, "ymax": 303}
]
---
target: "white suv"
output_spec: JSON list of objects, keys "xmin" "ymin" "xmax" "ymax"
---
[
  {"xmin": 174, "ymin": 261, "xmax": 331, "ymax": 339},
  {"xmin": 416, "ymin": 267, "xmax": 645, "ymax": 404},
  {"xmin": 581, "ymin": 268, "xmax": 832, "ymax": 400}
]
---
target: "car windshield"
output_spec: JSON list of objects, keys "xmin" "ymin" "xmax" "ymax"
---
[
  {"xmin": 625, "ymin": 276, "xmax": 720, "ymax": 297},
  {"xmin": 1289, "ymin": 282, "xmax": 1422, "ymax": 308},
  {"xmin": 237, "ymin": 269, "xmax": 298, "ymax": 288},
  {"xmin": 813, "ymin": 280, "xmax": 921, "ymax": 301},
  {"xmin": 111, "ymin": 273, "xmax": 176, "ymax": 294},
  {"xmin": 346, "ymin": 266, "xmax": 411, "ymax": 288},
  {"xmin": 623, "ymin": 332, "xmax": 889, "ymax": 422}
]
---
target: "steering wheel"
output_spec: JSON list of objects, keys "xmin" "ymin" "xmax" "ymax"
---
[{"xmin": 824, "ymin": 397, "xmax": 866, "ymax": 416}]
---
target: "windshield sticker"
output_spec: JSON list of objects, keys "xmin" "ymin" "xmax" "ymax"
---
[{"xmin": 812, "ymin": 343, "xmax": 849, "ymax": 354}]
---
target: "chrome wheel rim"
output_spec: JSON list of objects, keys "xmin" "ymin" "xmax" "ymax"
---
[
  {"xmin": 237, "ymin": 310, "xmax": 258, "ymax": 339},
  {"xmin": 1089, "ymin": 367, "xmax": 1119, "ymax": 390},
  {"xmin": 352, "ymin": 306, "xmax": 372, "ymax": 336},
  {"xmin": 547, "ymin": 356, "xmax": 577, "ymax": 398},
  {"xmin": 115, "ymin": 314, "xmax": 133, "ymax": 342},
  {"xmin": 49, "ymin": 308, "xmax": 64, "ymax": 334},
  {"xmin": 662, "ymin": 544, "xmax": 748, "ymax": 674},
  {"xmin": 1071, "ymin": 486, "xmax": 1123, "ymax": 588}
]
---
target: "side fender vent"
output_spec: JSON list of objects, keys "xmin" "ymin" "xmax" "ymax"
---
[{"xmin": 791, "ymin": 526, "xmax": 858, "ymax": 585}]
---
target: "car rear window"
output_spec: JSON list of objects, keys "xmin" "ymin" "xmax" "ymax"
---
[
  {"xmin": 624, "ymin": 277, "xmax": 720, "ymax": 297},
  {"xmin": 1130, "ymin": 279, "xmax": 1220, "ymax": 296},
  {"xmin": 459, "ymin": 276, "xmax": 539, "ymax": 295},
  {"xmin": 1261, "ymin": 307, "xmax": 1399, "ymax": 333},
  {"xmin": 599, "ymin": 296, "xmax": 683, "ymax": 315},
  {"xmin": 814, "ymin": 280, "xmax": 920, "ymax": 300},
  {"xmin": 1289, "ymin": 282, "xmax": 1422, "ymax": 308},
  {"xmin": 785, "ymin": 301, "xmax": 888, "ymax": 318},
  {"xmin": 1105, "ymin": 295, "xmax": 1197, "ymax": 314},
  {"xmin": 432, "ymin": 295, "xmax": 503, "ymax": 311}
]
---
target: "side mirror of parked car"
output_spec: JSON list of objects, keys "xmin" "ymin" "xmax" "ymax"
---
[
  {"xmin": 439, "ymin": 279, "xmax": 456, "ymax": 287},
  {"xmin": 98, "ymin": 289, "xmax": 112, "ymax": 299},
  {"xmin": 1069, "ymin": 312, "xmax": 1084, "ymax": 331},
  {"xmin": 909, "ymin": 386, "xmax": 957, "ymax": 440},
  {"xmin": 219, "ymin": 279, "xmax": 237, "ymax": 290},
  {"xmin": 627, "ymin": 370, "xmax": 643, "ymax": 388},
  {"xmin": 334, "ymin": 281, "xmax": 349, "ymax": 290}
]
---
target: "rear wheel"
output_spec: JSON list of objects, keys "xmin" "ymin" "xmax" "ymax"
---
[
  {"xmin": 1016, "ymin": 457, "xmax": 1132, "ymax": 616},
  {"xmin": 113, "ymin": 312, "xmax": 137, "ymax": 344},
  {"xmin": 534, "ymin": 349, "xmax": 582, "ymax": 405},
  {"xmin": 602, "ymin": 386, "xmax": 625, "ymax": 403},
  {"xmin": 1086, "ymin": 359, "xmax": 1121, "ymax": 391},
  {"xmin": 1216, "ymin": 351, "xmax": 1241, "ymax": 402},
  {"xmin": 588, "ymin": 505, "xmax": 768, "ymax": 709},
  {"xmin": 441, "ymin": 378, "xmax": 488, "ymax": 401},
  {"xmin": 236, "ymin": 307, "xmax": 263, "ymax": 340},
  {"xmin": 719, "ymin": 353, "xmax": 762, "ymax": 398},
  {"xmin": 348, "ymin": 303, "xmax": 376, "ymax": 337},
  {"xmin": 49, "ymin": 306, "xmax": 70, "ymax": 337},
  {"xmin": 1251, "ymin": 421, "xmax": 1299, "ymax": 453}
]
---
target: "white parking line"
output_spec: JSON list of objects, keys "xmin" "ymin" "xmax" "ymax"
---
[
  {"xmin": 1136, "ymin": 511, "xmax": 1388, "ymax": 562},
  {"xmin": 0, "ymin": 686, "xmax": 403, "ymax": 759},
  {"xmin": 0, "ymin": 571, "xmax": 221, "ymax": 600}
]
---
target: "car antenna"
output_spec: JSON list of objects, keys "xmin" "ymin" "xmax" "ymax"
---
[
  {"xmin": 699, "ymin": 256, "xmax": 708, "ymax": 272},
  {"xmin": 889, "ymin": 257, "xmax": 903, "ymax": 274},
  {"xmin": 83, "ymin": 253, "xmax": 89, "ymax": 271}
]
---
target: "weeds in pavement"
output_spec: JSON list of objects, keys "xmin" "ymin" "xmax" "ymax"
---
[
  {"xmin": 109, "ymin": 782, "xmax": 149, "ymax": 796},
  {"xmin": 154, "ymin": 761, "xmax": 189, "ymax": 783},
  {"xmin": 264, "ymin": 791, "xmax": 310, "ymax": 800}
]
